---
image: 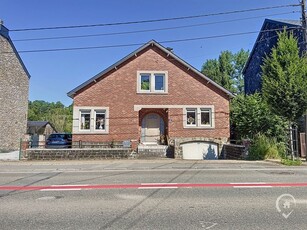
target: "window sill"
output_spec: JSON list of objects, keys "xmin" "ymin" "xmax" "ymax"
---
[
  {"xmin": 184, "ymin": 126, "xmax": 214, "ymax": 129},
  {"xmin": 137, "ymin": 92, "xmax": 168, "ymax": 95},
  {"xmin": 73, "ymin": 131, "xmax": 109, "ymax": 135}
]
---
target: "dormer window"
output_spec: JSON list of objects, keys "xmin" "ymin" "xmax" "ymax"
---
[{"xmin": 137, "ymin": 71, "xmax": 168, "ymax": 94}]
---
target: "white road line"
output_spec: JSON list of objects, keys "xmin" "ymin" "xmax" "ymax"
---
[
  {"xmin": 40, "ymin": 188, "xmax": 82, "ymax": 191},
  {"xmin": 50, "ymin": 184, "xmax": 89, "ymax": 187},
  {"xmin": 230, "ymin": 182, "xmax": 267, "ymax": 184},
  {"xmin": 141, "ymin": 183, "xmax": 178, "ymax": 185},
  {"xmin": 233, "ymin": 186, "xmax": 272, "ymax": 188},
  {"xmin": 138, "ymin": 187, "xmax": 178, "ymax": 189}
]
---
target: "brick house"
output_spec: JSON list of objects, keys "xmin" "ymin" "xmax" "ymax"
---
[
  {"xmin": 68, "ymin": 40, "xmax": 233, "ymax": 159},
  {"xmin": 0, "ymin": 22, "xmax": 30, "ymax": 152}
]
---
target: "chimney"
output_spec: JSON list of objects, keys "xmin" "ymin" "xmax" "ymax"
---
[
  {"xmin": 166, "ymin": 47, "xmax": 174, "ymax": 53},
  {"xmin": 0, "ymin": 20, "xmax": 9, "ymax": 39}
]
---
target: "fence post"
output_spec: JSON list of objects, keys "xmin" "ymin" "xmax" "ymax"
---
[{"xmin": 19, "ymin": 138, "xmax": 22, "ymax": 160}]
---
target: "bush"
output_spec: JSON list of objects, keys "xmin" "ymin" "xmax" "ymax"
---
[
  {"xmin": 248, "ymin": 134, "xmax": 285, "ymax": 160},
  {"xmin": 231, "ymin": 93, "xmax": 288, "ymax": 142}
]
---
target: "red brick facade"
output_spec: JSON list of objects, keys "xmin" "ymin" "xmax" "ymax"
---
[{"xmin": 70, "ymin": 42, "xmax": 231, "ymax": 149}]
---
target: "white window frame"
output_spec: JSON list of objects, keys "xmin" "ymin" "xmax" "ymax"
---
[
  {"xmin": 183, "ymin": 106, "xmax": 215, "ymax": 129},
  {"xmin": 94, "ymin": 110, "xmax": 106, "ymax": 131},
  {"xmin": 137, "ymin": 71, "xmax": 168, "ymax": 94},
  {"xmin": 73, "ymin": 106, "xmax": 109, "ymax": 134},
  {"xmin": 80, "ymin": 110, "xmax": 91, "ymax": 131}
]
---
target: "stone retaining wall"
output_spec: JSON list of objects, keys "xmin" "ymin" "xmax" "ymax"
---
[{"xmin": 26, "ymin": 148, "xmax": 132, "ymax": 160}]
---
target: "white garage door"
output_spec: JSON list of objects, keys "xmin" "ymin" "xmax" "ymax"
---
[{"xmin": 182, "ymin": 142, "xmax": 218, "ymax": 160}]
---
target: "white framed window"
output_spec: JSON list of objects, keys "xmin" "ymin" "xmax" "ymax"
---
[
  {"xmin": 73, "ymin": 107, "xmax": 109, "ymax": 134},
  {"xmin": 137, "ymin": 71, "xmax": 168, "ymax": 93},
  {"xmin": 183, "ymin": 106, "xmax": 214, "ymax": 129},
  {"xmin": 95, "ymin": 110, "xmax": 106, "ymax": 131},
  {"xmin": 80, "ymin": 110, "xmax": 91, "ymax": 130},
  {"xmin": 186, "ymin": 108, "xmax": 197, "ymax": 126}
]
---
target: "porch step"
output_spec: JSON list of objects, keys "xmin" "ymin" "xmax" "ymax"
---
[{"xmin": 137, "ymin": 145, "xmax": 169, "ymax": 158}]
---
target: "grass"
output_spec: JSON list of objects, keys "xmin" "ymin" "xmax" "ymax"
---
[{"xmin": 281, "ymin": 158, "xmax": 302, "ymax": 166}]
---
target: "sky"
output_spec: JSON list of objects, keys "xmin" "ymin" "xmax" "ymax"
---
[{"xmin": 1, "ymin": 0, "xmax": 302, "ymax": 106}]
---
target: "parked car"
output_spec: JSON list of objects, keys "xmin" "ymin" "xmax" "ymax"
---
[{"xmin": 45, "ymin": 133, "xmax": 72, "ymax": 148}]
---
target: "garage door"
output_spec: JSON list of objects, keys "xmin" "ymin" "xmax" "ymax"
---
[{"xmin": 181, "ymin": 142, "xmax": 218, "ymax": 160}]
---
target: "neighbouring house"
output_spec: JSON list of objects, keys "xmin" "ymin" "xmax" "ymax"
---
[
  {"xmin": 243, "ymin": 19, "xmax": 303, "ymax": 94},
  {"xmin": 243, "ymin": 19, "xmax": 306, "ymax": 157},
  {"xmin": 26, "ymin": 121, "xmax": 57, "ymax": 148},
  {"xmin": 0, "ymin": 21, "xmax": 30, "ymax": 152},
  {"xmin": 68, "ymin": 40, "xmax": 233, "ymax": 159},
  {"xmin": 27, "ymin": 121, "xmax": 57, "ymax": 136}
]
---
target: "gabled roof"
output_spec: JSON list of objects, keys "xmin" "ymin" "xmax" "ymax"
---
[
  {"xmin": 27, "ymin": 121, "xmax": 57, "ymax": 132},
  {"xmin": 67, "ymin": 40, "xmax": 234, "ymax": 98},
  {"xmin": 243, "ymin": 18, "xmax": 301, "ymax": 75},
  {"xmin": 0, "ymin": 24, "xmax": 31, "ymax": 79}
]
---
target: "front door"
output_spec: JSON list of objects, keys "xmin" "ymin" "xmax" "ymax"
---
[{"xmin": 142, "ymin": 114, "xmax": 161, "ymax": 144}]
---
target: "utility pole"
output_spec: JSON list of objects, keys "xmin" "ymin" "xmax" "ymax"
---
[{"xmin": 301, "ymin": 0, "xmax": 307, "ymax": 160}]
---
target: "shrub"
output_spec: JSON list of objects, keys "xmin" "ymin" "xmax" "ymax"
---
[{"xmin": 248, "ymin": 134, "xmax": 285, "ymax": 160}]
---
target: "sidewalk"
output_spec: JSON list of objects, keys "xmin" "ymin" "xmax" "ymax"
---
[{"xmin": 0, "ymin": 151, "xmax": 19, "ymax": 161}]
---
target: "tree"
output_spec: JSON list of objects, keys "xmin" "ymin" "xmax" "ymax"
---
[
  {"xmin": 201, "ymin": 49, "xmax": 249, "ymax": 94},
  {"xmin": 261, "ymin": 31, "xmax": 307, "ymax": 158},
  {"xmin": 28, "ymin": 100, "xmax": 73, "ymax": 133},
  {"xmin": 230, "ymin": 93, "xmax": 287, "ymax": 141}
]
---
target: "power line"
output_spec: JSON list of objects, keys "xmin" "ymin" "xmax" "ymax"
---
[
  {"xmin": 12, "ymin": 11, "xmax": 299, "ymax": 42},
  {"xmin": 11, "ymin": 26, "xmax": 300, "ymax": 54},
  {"xmin": 11, "ymin": 4, "xmax": 300, "ymax": 32}
]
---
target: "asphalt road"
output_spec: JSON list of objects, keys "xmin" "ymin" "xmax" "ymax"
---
[{"xmin": 0, "ymin": 160, "xmax": 307, "ymax": 230}]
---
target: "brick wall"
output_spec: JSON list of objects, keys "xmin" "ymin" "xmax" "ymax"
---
[
  {"xmin": 72, "ymin": 45, "xmax": 230, "ymax": 147},
  {"xmin": 0, "ymin": 26, "xmax": 29, "ymax": 151}
]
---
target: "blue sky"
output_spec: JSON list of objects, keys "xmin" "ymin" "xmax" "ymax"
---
[{"xmin": 1, "ymin": 0, "xmax": 301, "ymax": 106}]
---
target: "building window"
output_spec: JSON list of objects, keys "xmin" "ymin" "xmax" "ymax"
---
[
  {"xmin": 74, "ymin": 107, "xmax": 109, "ymax": 134},
  {"xmin": 80, "ymin": 110, "xmax": 91, "ymax": 130},
  {"xmin": 186, "ymin": 109, "xmax": 196, "ymax": 126},
  {"xmin": 140, "ymin": 74, "xmax": 150, "ymax": 91},
  {"xmin": 184, "ymin": 107, "xmax": 214, "ymax": 128},
  {"xmin": 137, "ymin": 71, "xmax": 168, "ymax": 93},
  {"xmin": 200, "ymin": 108, "xmax": 211, "ymax": 126},
  {"xmin": 95, "ymin": 110, "xmax": 105, "ymax": 130},
  {"xmin": 154, "ymin": 74, "xmax": 164, "ymax": 91}
]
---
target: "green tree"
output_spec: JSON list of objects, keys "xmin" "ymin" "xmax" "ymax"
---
[
  {"xmin": 261, "ymin": 31, "xmax": 307, "ymax": 158},
  {"xmin": 201, "ymin": 49, "xmax": 249, "ymax": 94},
  {"xmin": 230, "ymin": 93, "xmax": 287, "ymax": 141},
  {"xmin": 28, "ymin": 100, "xmax": 73, "ymax": 133}
]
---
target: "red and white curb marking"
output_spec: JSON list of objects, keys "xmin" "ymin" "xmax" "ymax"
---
[{"xmin": 0, "ymin": 182, "xmax": 307, "ymax": 191}]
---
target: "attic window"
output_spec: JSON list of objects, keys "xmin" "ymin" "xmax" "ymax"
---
[{"xmin": 137, "ymin": 71, "xmax": 168, "ymax": 94}]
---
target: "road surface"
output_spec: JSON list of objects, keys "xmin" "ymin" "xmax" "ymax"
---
[{"xmin": 0, "ymin": 160, "xmax": 306, "ymax": 229}]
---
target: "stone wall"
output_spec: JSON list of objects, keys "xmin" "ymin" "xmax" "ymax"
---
[
  {"xmin": 26, "ymin": 148, "xmax": 132, "ymax": 160},
  {"xmin": 0, "ymin": 25, "xmax": 29, "ymax": 152}
]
